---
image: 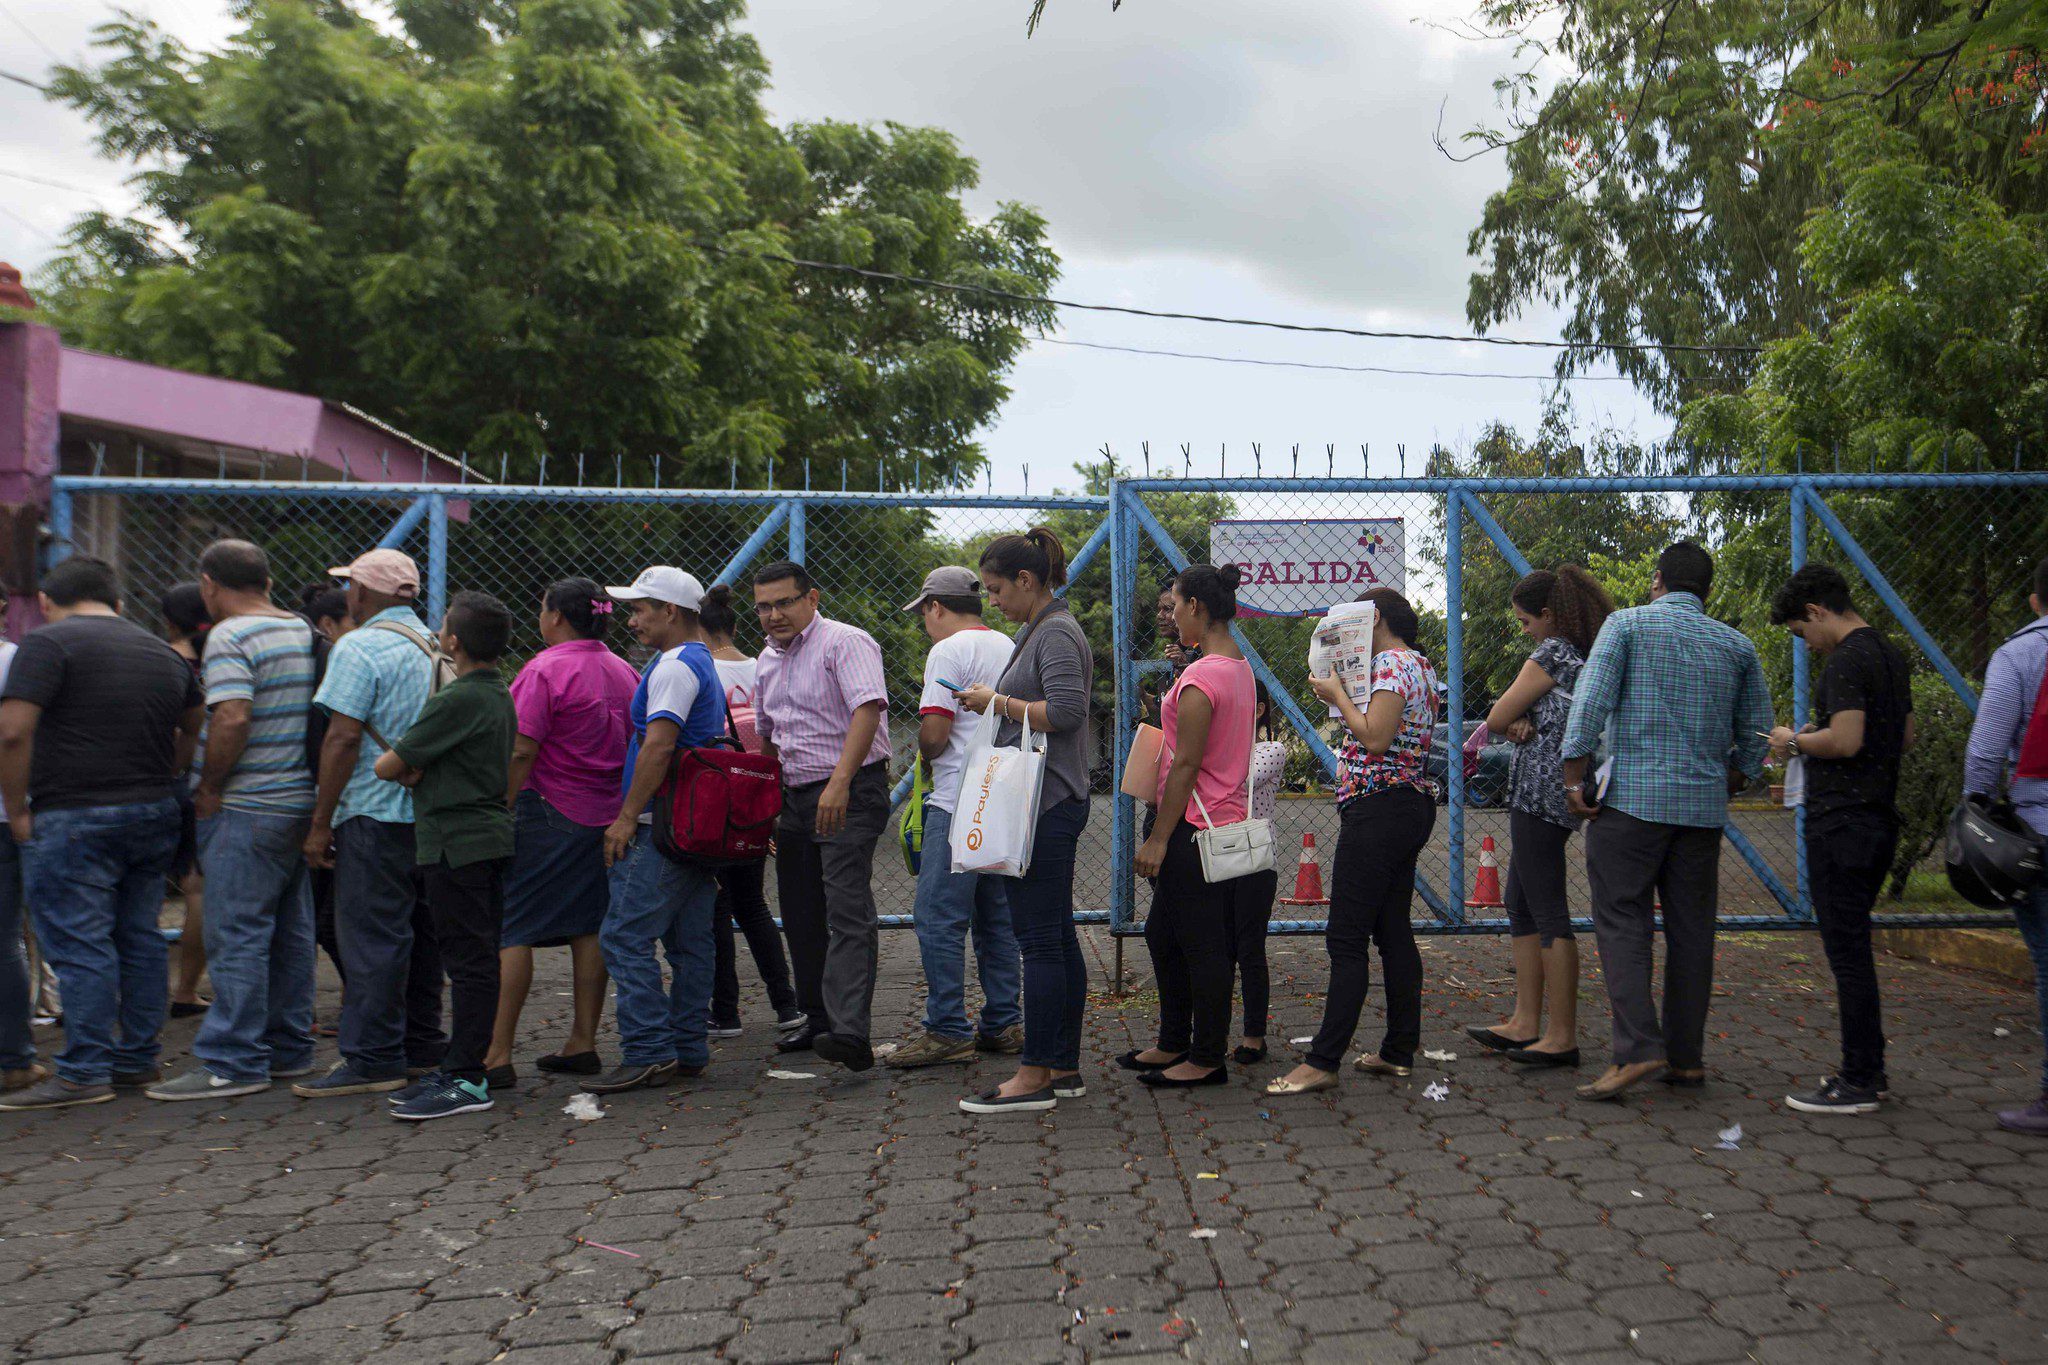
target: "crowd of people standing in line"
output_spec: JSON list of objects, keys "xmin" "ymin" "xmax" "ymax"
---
[{"xmin": 0, "ymin": 528, "xmax": 2043, "ymax": 1135}]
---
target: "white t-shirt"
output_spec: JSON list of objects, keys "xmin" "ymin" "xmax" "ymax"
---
[
  {"xmin": 919, "ymin": 626, "xmax": 1016, "ymax": 813},
  {"xmin": 713, "ymin": 655, "xmax": 760, "ymax": 752},
  {"xmin": 632, "ymin": 647, "xmax": 701, "ymax": 825}
]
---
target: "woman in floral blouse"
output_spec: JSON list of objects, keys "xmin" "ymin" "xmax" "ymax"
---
[
  {"xmin": 1466, "ymin": 565, "xmax": 1614, "ymax": 1070},
  {"xmin": 1270, "ymin": 588, "xmax": 1441, "ymax": 1096}
]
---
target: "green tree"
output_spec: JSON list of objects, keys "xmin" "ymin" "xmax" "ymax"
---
[
  {"xmin": 1457, "ymin": 0, "xmax": 2048, "ymax": 409},
  {"xmin": 40, "ymin": 0, "xmax": 1057, "ymax": 486}
]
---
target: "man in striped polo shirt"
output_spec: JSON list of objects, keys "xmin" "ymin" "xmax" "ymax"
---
[{"xmin": 151, "ymin": 541, "xmax": 322, "ymax": 1101}]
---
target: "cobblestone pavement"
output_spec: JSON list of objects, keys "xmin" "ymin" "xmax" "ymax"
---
[{"xmin": 2, "ymin": 927, "xmax": 2045, "ymax": 1364}]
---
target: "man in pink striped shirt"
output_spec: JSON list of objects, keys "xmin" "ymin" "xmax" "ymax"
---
[{"xmin": 753, "ymin": 561, "xmax": 893, "ymax": 1072}]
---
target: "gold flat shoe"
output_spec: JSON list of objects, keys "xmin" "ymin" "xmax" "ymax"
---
[
  {"xmin": 1265, "ymin": 1072, "xmax": 1337, "ymax": 1096},
  {"xmin": 1352, "ymin": 1054, "xmax": 1412, "ymax": 1078}
]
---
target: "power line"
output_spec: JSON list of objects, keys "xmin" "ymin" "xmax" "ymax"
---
[
  {"xmin": 0, "ymin": 166, "xmax": 107, "ymax": 197},
  {"xmin": 1033, "ymin": 334, "xmax": 1638, "ymax": 382},
  {"xmin": 0, "ymin": 1, "xmax": 59, "ymax": 64},
  {"xmin": 0, "ymin": 201, "xmax": 57, "ymax": 244},
  {"xmin": 695, "ymin": 242, "xmax": 1762, "ymax": 355},
  {"xmin": 0, "ymin": 67, "xmax": 46, "ymax": 91}
]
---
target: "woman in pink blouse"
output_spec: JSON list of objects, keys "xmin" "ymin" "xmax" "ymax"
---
[{"xmin": 484, "ymin": 578, "xmax": 640, "ymax": 1082}]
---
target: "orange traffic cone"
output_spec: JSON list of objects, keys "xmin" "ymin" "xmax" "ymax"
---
[
  {"xmin": 1280, "ymin": 832, "xmax": 1329, "ymax": 906},
  {"xmin": 1466, "ymin": 834, "xmax": 1505, "ymax": 909}
]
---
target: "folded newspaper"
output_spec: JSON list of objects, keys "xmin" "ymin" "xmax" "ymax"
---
[{"xmin": 1307, "ymin": 600, "xmax": 1378, "ymax": 717}]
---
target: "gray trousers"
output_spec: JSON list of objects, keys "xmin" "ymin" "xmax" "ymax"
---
[
  {"xmin": 1584, "ymin": 807, "xmax": 1722, "ymax": 1069},
  {"xmin": 775, "ymin": 763, "xmax": 890, "ymax": 1041}
]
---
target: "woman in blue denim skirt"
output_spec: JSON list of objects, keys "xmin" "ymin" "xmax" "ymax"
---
[{"xmin": 485, "ymin": 578, "xmax": 640, "ymax": 1084}]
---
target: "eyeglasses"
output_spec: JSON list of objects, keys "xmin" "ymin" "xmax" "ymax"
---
[{"xmin": 754, "ymin": 593, "xmax": 808, "ymax": 617}]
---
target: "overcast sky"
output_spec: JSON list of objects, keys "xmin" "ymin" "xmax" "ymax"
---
[{"xmin": 0, "ymin": 0, "xmax": 1666, "ymax": 493}]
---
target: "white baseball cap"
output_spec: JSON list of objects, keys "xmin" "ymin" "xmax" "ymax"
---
[{"xmin": 605, "ymin": 566, "xmax": 705, "ymax": 611}]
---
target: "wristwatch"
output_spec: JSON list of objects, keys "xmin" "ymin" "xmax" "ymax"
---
[{"xmin": 1786, "ymin": 732, "xmax": 1803, "ymax": 757}]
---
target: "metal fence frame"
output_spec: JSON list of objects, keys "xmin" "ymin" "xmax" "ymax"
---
[{"xmin": 48, "ymin": 468, "xmax": 2042, "ymax": 938}]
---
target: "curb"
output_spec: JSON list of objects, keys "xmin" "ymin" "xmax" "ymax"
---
[{"xmin": 1876, "ymin": 927, "xmax": 2033, "ymax": 985}]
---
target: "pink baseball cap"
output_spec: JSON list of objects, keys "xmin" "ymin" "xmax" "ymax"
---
[{"xmin": 328, "ymin": 549, "xmax": 422, "ymax": 597}]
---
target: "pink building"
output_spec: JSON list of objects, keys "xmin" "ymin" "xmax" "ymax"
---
[{"xmin": 0, "ymin": 261, "xmax": 465, "ymax": 625}]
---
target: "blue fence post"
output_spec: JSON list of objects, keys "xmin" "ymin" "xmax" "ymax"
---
[
  {"xmin": 1444, "ymin": 491, "xmax": 1468, "ymax": 925},
  {"xmin": 714, "ymin": 502, "xmax": 792, "ymax": 587},
  {"xmin": 1790, "ymin": 484, "xmax": 1812, "ymax": 921},
  {"xmin": 1109, "ymin": 484, "xmax": 1139, "ymax": 938},
  {"xmin": 376, "ymin": 496, "xmax": 433, "ymax": 551},
  {"xmin": 47, "ymin": 486, "xmax": 73, "ymax": 565},
  {"xmin": 787, "ymin": 499, "xmax": 807, "ymax": 564},
  {"xmin": 426, "ymin": 494, "xmax": 449, "ymax": 626},
  {"xmin": 1056, "ymin": 515, "xmax": 1112, "ymax": 597}
]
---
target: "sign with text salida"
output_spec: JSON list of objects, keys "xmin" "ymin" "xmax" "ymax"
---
[{"xmin": 1210, "ymin": 518, "xmax": 1405, "ymax": 617}]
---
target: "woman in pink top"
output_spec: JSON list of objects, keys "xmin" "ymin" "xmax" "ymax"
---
[
  {"xmin": 1130, "ymin": 564, "xmax": 1258, "ymax": 1090},
  {"xmin": 485, "ymin": 578, "xmax": 640, "ymax": 1081}
]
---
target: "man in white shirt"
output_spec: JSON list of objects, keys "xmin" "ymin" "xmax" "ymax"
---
[{"xmin": 887, "ymin": 567, "xmax": 1024, "ymax": 1068}]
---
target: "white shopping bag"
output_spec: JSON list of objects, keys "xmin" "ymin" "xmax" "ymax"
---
[
  {"xmin": 949, "ymin": 707, "xmax": 1047, "ymax": 878},
  {"xmin": 1781, "ymin": 755, "xmax": 1806, "ymax": 808}
]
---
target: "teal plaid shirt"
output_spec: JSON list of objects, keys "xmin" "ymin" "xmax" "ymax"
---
[{"xmin": 1560, "ymin": 592, "xmax": 1772, "ymax": 829}]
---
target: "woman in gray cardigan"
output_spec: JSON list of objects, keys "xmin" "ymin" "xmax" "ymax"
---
[{"xmin": 952, "ymin": 528, "xmax": 1093, "ymax": 1115}]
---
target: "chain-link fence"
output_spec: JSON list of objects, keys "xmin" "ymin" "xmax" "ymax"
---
[
  {"xmin": 1112, "ymin": 472, "xmax": 2048, "ymax": 937},
  {"xmin": 49, "ymin": 469, "xmax": 2045, "ymax": 936}
]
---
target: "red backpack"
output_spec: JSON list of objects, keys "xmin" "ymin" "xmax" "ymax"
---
[{"xmin": 653, "ymin": 716, "xmax": 783, "ymax": 866}]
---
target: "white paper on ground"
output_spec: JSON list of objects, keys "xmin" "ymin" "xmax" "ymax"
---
[
  {"xmin": 1422, "ymin": 1049, "xmax": 1457, "ymax": 1063},
  {"xmin": 1715, "ymin": 1123, "xmax": 1743, "ymax": 1150},
  {"xmin": 766, "ymin": 1069, "xmax": 817, "ymax": 1080},
  {"xmin": 562, "ymin": 1094, "xmax": 605, "ymax": 1122},
  {"xmin": 1422, "ymin": 1080, "xmax": 1450, "ymax": 1102}
]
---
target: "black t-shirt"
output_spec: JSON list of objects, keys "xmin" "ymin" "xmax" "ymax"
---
[
  {"xmin": 1806, "ymin": 627, "xmax": 1911, "ymax": 823},
  {"xmin": 2, "ymin": 614, "xmax": 203, "ymax": 812}
]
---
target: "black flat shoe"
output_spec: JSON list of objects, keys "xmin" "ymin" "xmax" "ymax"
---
[
  {"xmin": 776, "ymin": 1029, "xmax": 819, "ymax": 1055},
  {"xmin": 1464, "ymin": 1026, "xmax": 1538, "ymax": 1052},
  {"xmin": 169, "ymin": 1000, "xmax": 210, "ymax": 1019},
  {"xmin": 1137, "ymin": 1066, "xmax": 1228, "ymax": 1089},
  {"xmin": 485, "ymin": 1064, "xmax": 517, "ymax": 1089},
  {"xmin": 813, "ymin": 1032, "xmax": 875, "ymax": 1072},
  {"xmin": 1505, "ymin": 1046, "xmax": 1580, "ymax": 1069},
  {"xmin": 1116, "ymin": 1048, "xmax": 1185, "ymax": 1072},
  {"xmin": 537, "ymin": 1051, "xmax": 602, "ymax": 1075},
  {"xmin": 1231, "ymin": 1044, "xmax": 1268, "ymax": 1066},
  {"xmin": 959, "ymin": 1086, "xmax": 1056, "ymax": 1114}
]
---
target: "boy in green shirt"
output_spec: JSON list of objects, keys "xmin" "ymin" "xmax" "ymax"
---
[{"xmin": 374, "ymin": 591, "xmax": 517, "ymax": 1121}]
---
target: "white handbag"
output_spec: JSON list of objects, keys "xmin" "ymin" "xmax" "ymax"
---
[
  {"xmin": 948, "ymin": 706, "xmax": 1047, "ymax": 878},
  {"xmin": 1187, "ymin": 725, "xmax": 1276, "ymax": 884}
]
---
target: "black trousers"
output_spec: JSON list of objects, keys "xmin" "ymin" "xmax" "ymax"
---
[
  {"xmin": 1230, "ymin": 868, "xmax": 1278, "ymax": 1036},
  {"xmin": 776, "ymin": 762, "xmax": 891, "ymax": 1041},
  {"xmin": 1147, "ymin": 822, "xmax": 1241, "ymax": 1069},
  {"xmin": 422, "ymin": 857, "xmax": 506, "ymax": 1083},
  {"xmin": 712, "ymin": 860, "xmax": 799, "ymax": 1025},
  {"xmin": 1307, "ymin": 787, "xmax": 1434, "ymax": 1072},
  {"xmin": 1806, "ymin": 809, "xmax": 1898, "ymax": 1089}
]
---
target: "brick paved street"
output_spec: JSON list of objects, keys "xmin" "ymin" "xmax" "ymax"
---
[{"xmin": 2, "ymin": 928, "xmax": 2045, "ymax": 1363}]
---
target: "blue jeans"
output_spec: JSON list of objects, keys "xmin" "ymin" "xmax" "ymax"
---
[
  {"xmin": 0, "ymin": 833, "xmax": 32, "ymax": 1071},
  {"xmin": 914, "ymin": 805, "xmax": 1021, "ymax": 1040},
  {"xmin": 193, "ymin": 809, "xmax": 317, "ymax": 1084},
  {"xmin": 1008, "ymin": 798, "xmax": 1089, "ymax": 1071},
  {"xmin": 601, "ymin": 830, "xmax": 718, "ymax": 1069},
  {"xmin": 334, "ymin": 817, "xmax": 445, "ymax": 1077},
  {"xmin": 22, "ymin": 799, "xmax": 180, "ymax": 1084},
  {"xmin": 2015, "ymin": 881, "xmax": 2048, "ymax": 1096}
]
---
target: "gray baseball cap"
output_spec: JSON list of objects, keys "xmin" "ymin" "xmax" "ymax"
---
[{"xmin": 902, "ymin": 565, "xmax": 983, "ymax": 612}]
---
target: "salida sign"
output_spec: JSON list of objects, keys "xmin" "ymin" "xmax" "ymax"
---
[{"xmin": 1210, "ymin": 518, "xmax": 1405, "ymax": 617}]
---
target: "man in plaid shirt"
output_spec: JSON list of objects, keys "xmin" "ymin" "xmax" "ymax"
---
[{"xmin": 1560, "ymin": 541, "xmax": 1772, "ymax": 1103}]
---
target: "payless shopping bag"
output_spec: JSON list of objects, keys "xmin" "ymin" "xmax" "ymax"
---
[{"xmin": 949, "ymin": 707, "xmax": 1047, "ymax": 878}]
